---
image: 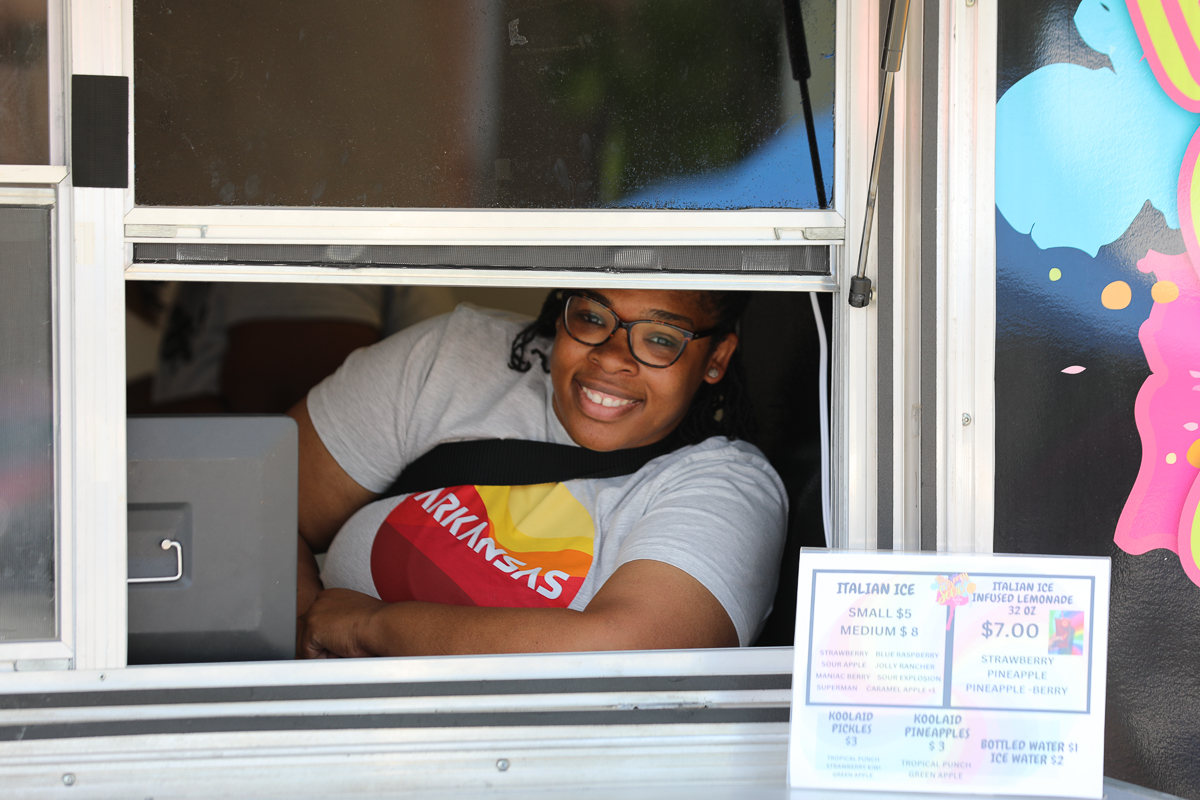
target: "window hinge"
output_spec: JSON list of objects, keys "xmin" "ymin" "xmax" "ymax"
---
[
  {"xmin": 773, "ymin": 226, "xmax": 845, "ymax": 242},
  {"xmin": 14, "ymin": 658, "xmax": 73, "ymax": 671},
  {"xmin": 125, "ymin": 224, "xmax": 208, "ymax": 239}
]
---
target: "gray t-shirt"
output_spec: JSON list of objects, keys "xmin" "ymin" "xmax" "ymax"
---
[{"xmin": 309, "ymin": 305, "xmax": 787, "ymax": 645}]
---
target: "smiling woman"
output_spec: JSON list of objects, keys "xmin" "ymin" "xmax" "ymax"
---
[
  {"xmin": 291, "ymin": 289, "xmax": 787, "ymax": 658},
  {"xmin": 548, "ymin": 290, "xmax": 742, "ymax": 451}
]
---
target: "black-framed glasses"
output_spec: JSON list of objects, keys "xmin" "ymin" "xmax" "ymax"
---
[{"xmin": 562, "ymin": 294, "xmax": 719, "ymax": 368}]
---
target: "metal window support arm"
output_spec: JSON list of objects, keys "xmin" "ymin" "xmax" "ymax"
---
[
  {"xmin": 781, "ymin": 0, "xmax": 828, "ymax": 210},
  {"xmin": 849, "ymin": 0, "xmax": 912, "ymax": 309}
]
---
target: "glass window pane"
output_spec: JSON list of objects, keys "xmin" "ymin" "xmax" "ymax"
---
[
  {"xmin": 0, "ymin": 207, "xmax": 56, "ymax": 642},
  {"xmin": 0, "ymin": 0, "xmax": 50, "ymax": 165},
  {"xmin": 134, "ymin": 0, "xmax": 834, "ymax": 210}
]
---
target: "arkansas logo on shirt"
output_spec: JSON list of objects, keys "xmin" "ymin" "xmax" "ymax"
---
[{"xmin": 370, "ymin": 482, "xmax": 595, "ymax": 608}]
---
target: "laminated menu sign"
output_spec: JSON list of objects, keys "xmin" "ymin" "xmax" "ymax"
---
[{"xmin": 788, "ymin": 550, "xmax": 1110, "ymax": 799}]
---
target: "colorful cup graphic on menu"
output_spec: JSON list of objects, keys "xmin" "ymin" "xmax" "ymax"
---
[{"xmin": 1048, "ymin": 611, "xmax": 1085, "ymax": 656}]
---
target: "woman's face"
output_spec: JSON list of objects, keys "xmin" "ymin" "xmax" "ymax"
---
[{"xmin": 550, "ymin": 289, "xmax": 738, "ymax": 451}]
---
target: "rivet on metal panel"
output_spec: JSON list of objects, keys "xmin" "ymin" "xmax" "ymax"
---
[
  {"xmin": 962, "ymin": 413, "xmax": 973, "ymax": 426},
  {"xmin": 62, "ymin": 774, "xmax": 76, "ymax": 786},
  {"xmin": 496, "ymin": 759, "xmax": 511, "ymax": 772}
]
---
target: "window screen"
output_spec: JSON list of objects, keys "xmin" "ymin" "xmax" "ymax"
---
[
  {"xmin": 0, "ymin": 1, "xmax": 50, "ymax": 165},
  {"xmin": 0, "ymin": 207, "xmax": 56, "ymax": 642}
]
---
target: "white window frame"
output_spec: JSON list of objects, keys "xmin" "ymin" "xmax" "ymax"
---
[
  {"xmin": 0, "ymin": 0, "xmax": 76, "ymax": 668},
  {"xmin": 41, "ymin": 0, "xmax": 998, "ymax": 677},
  {"xmin": 66, "ymin": 0, "xmax": 870, "ymax": 673},
  {"xmin": 118, "ymin": 0, "xmax": 849, "ymax": 259},
  {"xmin": 882, "ymin": 0, "xmax": 996, "ymax": 555},
  {"xmin": 0, "ymin": 169, "xmax": 74, "ymax": 668},
  {"xmin": 935, "ymin": 0, "xmax": 997, "ymax": 554}
]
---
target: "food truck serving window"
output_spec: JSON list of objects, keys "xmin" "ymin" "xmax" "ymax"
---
[
  {"xmin": 112, "ymin": 1, "xmax": 847, "ymax": 671},
  {"xmin": 3, "ymin": 0, "xmax": 985, "ymax": 683}
]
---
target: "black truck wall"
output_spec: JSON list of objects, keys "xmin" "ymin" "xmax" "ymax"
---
[{"xmin": 995, "ymin": 1, "xmax": 1200, "ymax": 797}]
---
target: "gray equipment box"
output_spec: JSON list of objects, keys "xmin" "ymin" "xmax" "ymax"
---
[{"xmin": 126, "ymin": 416, "xmax": 297, "ymax": 664}]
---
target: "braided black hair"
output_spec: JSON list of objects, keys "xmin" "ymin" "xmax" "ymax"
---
[{"xmin": 508, "ymin": 289, "xmax": 757, "ymax": 445}]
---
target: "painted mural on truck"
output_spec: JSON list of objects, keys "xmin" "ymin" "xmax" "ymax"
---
[
  {"xmin": 995, "ymin": 1, "xmax": 1200, "ymax": 795},
  {"xmin": 996, "ymin": 0, "xmax": 1200, "ymax": 581},
  {"xmin": 1115, "ymin": 0, "xmax": 1200, "ymax": 585}
]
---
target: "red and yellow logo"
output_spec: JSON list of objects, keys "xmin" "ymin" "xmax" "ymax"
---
[{"xmin": 371, "ymin": 483, "xmax": 595, "ymax": 608}]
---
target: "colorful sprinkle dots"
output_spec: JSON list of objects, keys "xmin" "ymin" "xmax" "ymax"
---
[
  {"xmin": 1062, "ymin": 366, "xmax": 1087, "ymax": 374},
  {"xmin": 1168, "ymin": 453, "xmax": 1178, "ymax": 464},
  {"xmin": 1049, "ymin": 268, "xmax": 1062, "ymax": 282},
  {"xmin": 1101, "ymin": 281, "xmax": 1132, "ymax": 310},
  {"xmin": 1151, "ymin": 281, "xmax": 1180, "ymax": 303},
  {"xmin": 1189, "ymin": 440, "xmax": 1200, "ymax": 469}
]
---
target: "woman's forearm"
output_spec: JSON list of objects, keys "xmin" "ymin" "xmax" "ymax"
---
[
  {"xmin": 297, "ymin": 589, "xmax": 632, "ymax": 657},
  {"xmin": 362, "ymin": 602, "xmax": 625, "ymax": 657},
  {"xmin": 297, "ymin": 560, "xmax": 738, "ymax": 658}
]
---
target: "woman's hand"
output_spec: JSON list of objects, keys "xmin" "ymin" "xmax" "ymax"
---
[{"xmin": 297, "ymin": 588, "xmax": 388, "ymax": 658}]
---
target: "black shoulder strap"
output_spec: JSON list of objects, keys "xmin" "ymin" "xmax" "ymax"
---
[{"xmin": 381, "ymin": 433, "xmax": 684, "ymax": 499}]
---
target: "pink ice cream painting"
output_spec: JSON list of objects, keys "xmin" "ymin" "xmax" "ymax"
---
[
  {"xmin": 1114, "ymin": 250, "xmax": 1200, "ymax": 584},
  {"xmin": 1113, "ymin": 0, "xmax": 1200, "ymax": 587}
]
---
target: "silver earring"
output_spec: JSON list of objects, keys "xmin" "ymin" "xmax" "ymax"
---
[{"xmin": 707, "ymin": 368, "xmax": 721, "ymax": 379}]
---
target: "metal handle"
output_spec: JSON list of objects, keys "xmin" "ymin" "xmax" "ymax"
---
[{"xmin": 127, "ymin": 539, "xmax": 183, "ymax": 584}]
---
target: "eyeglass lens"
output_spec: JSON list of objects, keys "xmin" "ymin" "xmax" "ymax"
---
[{"xmin": 564, "ymin": 296, "xmax": 689, "ymax": 367}]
